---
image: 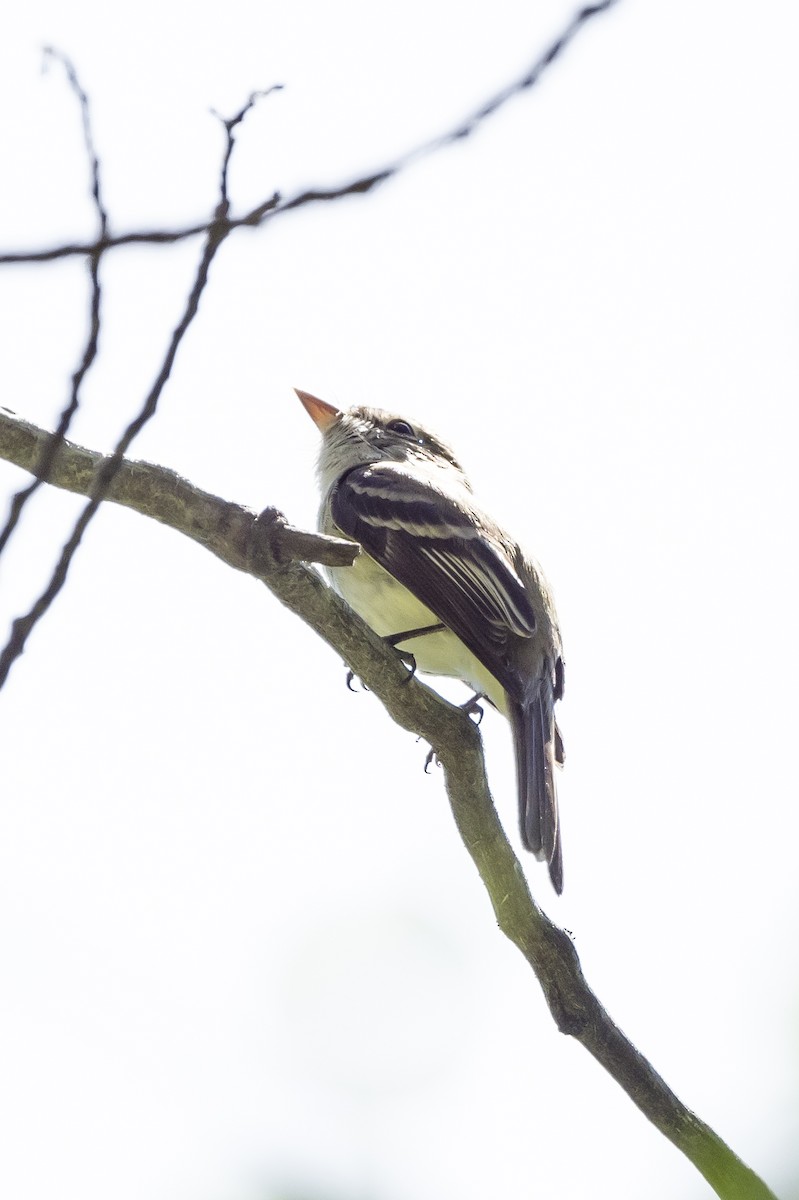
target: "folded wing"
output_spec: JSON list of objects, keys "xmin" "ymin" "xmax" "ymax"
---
[{"xmin": 331, "ymin": 461, "xmax": 537, "ymax": 687}]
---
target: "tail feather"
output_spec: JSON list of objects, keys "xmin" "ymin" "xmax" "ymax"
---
[{"xmin": 511, "ymin": 684, "xmax": 563, "ymax": 895}]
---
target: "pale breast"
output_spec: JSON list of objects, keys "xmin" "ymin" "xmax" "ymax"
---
[{"xmin": 327, "ymin": 550, "xmax": 508, "ymax": 713}]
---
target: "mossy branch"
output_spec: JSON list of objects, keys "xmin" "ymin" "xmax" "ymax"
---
[{"xmin": 0, "ymin": 408, "xmax": 778, "ymax": 1200}]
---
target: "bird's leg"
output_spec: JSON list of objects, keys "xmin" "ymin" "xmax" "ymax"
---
[
  {"xmin": 344, "ymin": 623, "xmax": 445, "ymax": 692},
  {"xmin": 384, "ymin": 623, "xmax": 446, "ymax": 683},
  {"xmin": 384, "ymin": 623, "xmax": 447, "ymax": 646}
]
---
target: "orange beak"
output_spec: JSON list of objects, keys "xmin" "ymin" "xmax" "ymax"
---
[{"xmin": 295, "ymin": 388, "xmax": 340, "ymax": 433}]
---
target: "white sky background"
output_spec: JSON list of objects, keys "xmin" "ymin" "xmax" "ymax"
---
[{"xmin": 1, "ymin": 1, "xmax": 797, "ymax": 1198}]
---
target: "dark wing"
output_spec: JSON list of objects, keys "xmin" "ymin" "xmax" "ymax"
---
[
  {"xmin": 334, "ymin": 460, "xmax": 564, "ymax": 894},
  {"xmin": 331, "ymin": 462, "xmax": 536, "ymax": 690}
]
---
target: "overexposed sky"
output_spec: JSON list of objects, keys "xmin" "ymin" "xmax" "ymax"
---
[{"xmin": 1, "ymin": 2, "xmax": 798, "ymax": 1198}]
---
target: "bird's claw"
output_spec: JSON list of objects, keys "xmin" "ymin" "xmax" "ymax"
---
[
  {"xmin": 461, "ymin": 693, "xmax": 485, "ymax": 725},
  {"xmin": 423, "ymin": 746, "xmax": 440, "ymax": 773},
  {"xmin": 345, "ymin": 669, "xmax": 368, "ymax": 693}
]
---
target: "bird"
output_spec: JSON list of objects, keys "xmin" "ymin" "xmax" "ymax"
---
[{"xmin": 297, "ymin": 388, "xmax": 565, "ymax": 893}]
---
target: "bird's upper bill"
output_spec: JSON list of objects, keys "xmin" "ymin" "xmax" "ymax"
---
[{"xmin": 295, "ymin": 388, "xmax": 340, "ymax": 433}]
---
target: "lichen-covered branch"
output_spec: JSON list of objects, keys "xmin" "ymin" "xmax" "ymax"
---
[{"xmin": 0, "ymin": 407, "xmax": 777, "ymax": 1200}]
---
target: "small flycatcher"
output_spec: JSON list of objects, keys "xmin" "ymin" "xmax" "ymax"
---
[{"xmin": 297, "ymin": 389, "xmax": 565, "ymax": 893}]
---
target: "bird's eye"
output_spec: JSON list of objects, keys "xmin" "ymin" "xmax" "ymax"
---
[{"xmin": 386, "ymin": 419, "xmax": 415, "ymax": 437}]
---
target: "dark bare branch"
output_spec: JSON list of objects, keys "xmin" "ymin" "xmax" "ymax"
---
[
  {"xmin": 0, "ymin": 86, "xmax": 270, "ymax": 686},
  {"xmin": 0, "ymin": 50, "xmax": 108, "ymax": 558},
  {"xmin": 0, "ymin": 1, "xmax": 619, "ymax": 267},
  {"xmin": 211, "ymin": 86, "xmax": 284, "ymax": 208}
]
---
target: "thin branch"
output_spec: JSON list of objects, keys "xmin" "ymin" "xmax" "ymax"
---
[
  {"xmin": 0, "ymin": 50, "xmax": 108, "ymax": 558},
  {"xmin": 212, "ymin": 86, "xmax": 284, "ymax": 207},
  {"xmin": 0, "ymin": 89, "xmax": 275, "ymax": 688},
  {"xmin": 0, "ymin": 1, "xmax": 620, "ymax": 267},
  {"xmin": 0, "ymin": 224, "xmax": 229, "ymax": 262},
  {"xmin": 0, "ymin": 408, "xmax": 779, "ymax": 1200}
]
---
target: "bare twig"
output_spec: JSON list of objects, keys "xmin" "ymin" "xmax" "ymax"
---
[
  {"xmin": 0, "ymin": 92, "xmax": 274, "ymax": 688},
  {"xmin": 0, "ymin": 1, "xmax": 619, "ymax": 267},
  {"xmin": 0, "ymin": 406, "xmax": 778, "ymax": 1200},
  {"xmin": 0, "ymin": 50, "xmax": 108, "ymax": 558},
  {"xmin": 212, "ymin": 86, "xmax": 284, "ymax": 207}
]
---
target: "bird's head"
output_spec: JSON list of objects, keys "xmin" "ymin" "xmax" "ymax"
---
[{"xmin": 295, "ymin": 388, "xmax": 470, "ymax": 494}]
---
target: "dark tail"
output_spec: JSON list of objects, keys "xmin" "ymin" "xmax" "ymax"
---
[{"xmin": 510, "ymin": 682, "xmax": 563, "ymax": 894}]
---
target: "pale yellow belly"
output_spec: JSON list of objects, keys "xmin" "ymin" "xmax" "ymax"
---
[{"xmin": 326, "ymin": 551, "xmax": 508, "ymax": 714}]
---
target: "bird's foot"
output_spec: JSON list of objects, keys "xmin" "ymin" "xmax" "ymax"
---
[
  {"xmin": 422, "ymin": 744, "xmax": 440, "ymax": 773},
  {"xmin": 384, "ymin": 623, "xmax": 445, "ymax": 683},
  {"xmin": 345, "ymin": 669, "xmax": 368, "ymax": 692},
  {"xmin": 460, "ymin": 692, "xmax": 486, "ymax": 725}
]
